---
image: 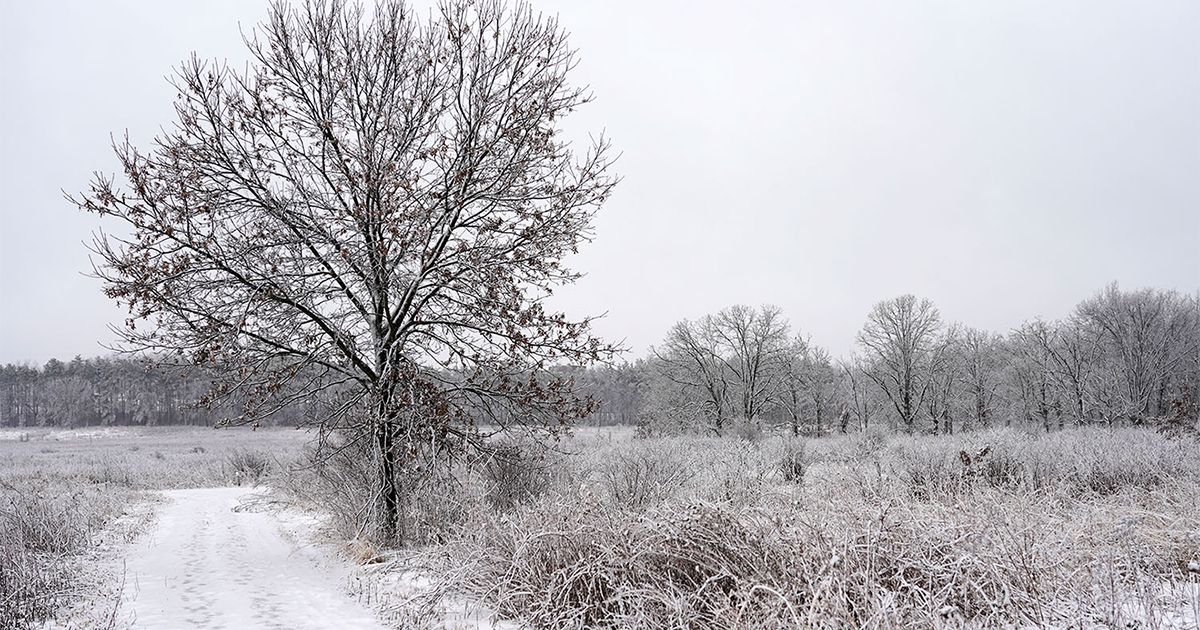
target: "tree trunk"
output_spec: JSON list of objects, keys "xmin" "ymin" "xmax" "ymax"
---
[
  {"xmin": 375, "ymin": 421, "xmax": 400, "ymax": 544},
  {"xmin": 902, "ymin": 388, "xmax": 914, "ymax": 434}
]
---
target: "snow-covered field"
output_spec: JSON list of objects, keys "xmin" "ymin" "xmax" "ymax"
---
[
  {"xmin": 0, "ymin": 427, "xmax": 136, "ymax": 441},
  {"xmin": 7, "ymin": 425, "xmax": 1199, "ymax": 629}
]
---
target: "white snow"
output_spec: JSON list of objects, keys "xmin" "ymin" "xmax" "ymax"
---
[
  {"xmin": 0, "ymin": 427, "xmax": 134, "ymax": 441},
  {"xmin": 116, "ymin": 487, "xmax": 387, "ymax": 629}
]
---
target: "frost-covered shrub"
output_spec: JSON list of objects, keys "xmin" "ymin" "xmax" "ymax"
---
[
  {"xmin": 777, "ymin": 437, "xmax": 807, "ymax": 483},
  {"xmin": 481, "ymin": 442, "xmax": 553, "ymax": 514},
  {"xmin": 598, "ymin": 444, "xmax": 692, "ymax": 509},
  {"xmin": 227, "ymin": 448, "xmax": 271, "ymax": 484},
  {"xmin": 0, "ymin": 482, "xmax": 122, "ymax": 629}
]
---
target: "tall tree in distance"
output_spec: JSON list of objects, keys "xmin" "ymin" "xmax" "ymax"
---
[
  {"xmin": 956, "ymin": 327, "xmax": 1006, "ymax": 430},
  {"xmin": 778, "ymin": 336, "xmax": 812, "ymax": 436},
  {"xmin": 653, "ymin": 305, "xmax": 790, "ymax": 432},
  {"xmin": 711, "ymin": 305, "xmax": 790, "ymax": 422},
  {"xmin": 1010, "ymin": 321, "xmax": 1062, "ymax": 430},
  {"xmin": 856, "ymin": 295, "xmax": 947, "ymax": 433},
  {"xmin": 1076, "ymin": 284, "xmax": 1199, "ymax": 422},
  {"xmin": 654, "ymin": 318, "xmax": 732, "ymax": 432},
  {"xmin": 781, "ymin": 340, "xmax": 838, "ymax": 436},
  {"xmin": 923, "ymin": 324, "xmax": 960, "ymax": 434},
  {"xmin": 72, "ymin": 0, "xmax": 618, "ymax": 543}
]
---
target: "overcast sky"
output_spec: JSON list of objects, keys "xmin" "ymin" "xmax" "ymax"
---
[{"xmin": 1, "ymin": 0, "xmax": 1197, "ymax": 365}]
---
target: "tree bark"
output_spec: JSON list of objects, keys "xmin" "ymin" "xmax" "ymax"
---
[{"xmin": 375, "ymin": 420, "xmax": 400, "ymax": 544}]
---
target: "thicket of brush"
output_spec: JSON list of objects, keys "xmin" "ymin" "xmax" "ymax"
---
[
  {"xmin": 0, "ymin": 480, "xmax": 127, "ymax": 628},
  {"xmin": 324, "ymin": 426, "xmax": 1200, "ymax": 629}
]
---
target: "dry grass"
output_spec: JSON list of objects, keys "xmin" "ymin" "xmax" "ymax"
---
[
  {"xmin": 22, "ymin": 425, "xmax": 1182, "ymax": 628},
  {"xmin": 375, "ymin": 427, "xmax": 1200, "ymax": 629},
  {"xmin": 0, "ymin": 480, "xmax": 127, "ymax": 627},
  {"xmin": 597, "ymin": 442, "xmax": 694, "ymax": 509},
  {"xmin": 481, "ymin": 442, "xmax": 556, "ymax": 514}
]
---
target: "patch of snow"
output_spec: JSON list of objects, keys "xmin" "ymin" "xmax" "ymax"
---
[
  {"xmin": 1046, "ymin": 581, "xmax": 1200, "ymax": 630},
  {"xmin": 0, "ymin": 428, "xmax": 44, "ymax": 441},
  {"xmin": 56, "ymin": 428, "xmax": 131, "ymax": 440}
]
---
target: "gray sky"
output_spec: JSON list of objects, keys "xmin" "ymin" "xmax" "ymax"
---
[{"xmin": 1, "ymin": 0, "xmax": 1198, "ymax": 365}]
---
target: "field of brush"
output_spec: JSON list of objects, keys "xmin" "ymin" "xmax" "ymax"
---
[
  {"xmin": 0, "ymin": 426, "xmax": 308, "ymax": 628},
  {"xmin": 3, "ymin": 425, "xmax": 1199, "ymax": 629},
  {"xmin": 338, "ymin": 426, "xmax": 1200, "ymax": 629}
]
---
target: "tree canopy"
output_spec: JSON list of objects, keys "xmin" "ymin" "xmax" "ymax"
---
[{"xmin": 73, "ymin": 0, "xmax": 619, "ymax": 541}]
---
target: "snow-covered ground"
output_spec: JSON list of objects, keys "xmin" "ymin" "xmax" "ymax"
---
[
  {"xmin": 0, "ymin": 427, "xmax": 135, "ymax": 441},
  {"xmin": 115, "ymin": 487, "xmax": 387, "ymax": 629}
]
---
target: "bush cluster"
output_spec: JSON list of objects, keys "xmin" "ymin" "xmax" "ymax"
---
[{"xmin": 400, "ymin": 427, "xmax": 1200, "ymax": 629}]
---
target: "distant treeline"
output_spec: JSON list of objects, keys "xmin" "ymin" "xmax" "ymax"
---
[
  {"xmin": 0, "ymin": 355, "xmax": 638, "ymax": 429},
  {"xmin": 0, "ymin": 357, "xmax": 304, "ymax": 428},
  {"xmin": 4, "ymin": 284, "xmax": 1197, "ymax": 434},
  {"xmin": 637, "ymin": 283, "xmax": 1200, "ymax": 436}
]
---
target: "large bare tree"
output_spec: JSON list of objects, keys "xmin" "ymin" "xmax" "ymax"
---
[
  {"xmin": 956, "ymin": 327, "xmax": 1006, "ymax": 430},
  {"xmin": 73, "ymin": 0, "xmax": 618, "ymax": 542},
  {"xmin": 1076, "ymin": 284, "xmax": 1199, "ymax": 421},
  {"xmin": 711, "ymin": 305, "xmax": 790, "ymax": 422},
  {"xmin": 653, "ymin": 318, "xmax": 732, "ymax": 432},
  {"xmin": 856, "ymin": 295, "xmax": 947, "ymax": 433}
]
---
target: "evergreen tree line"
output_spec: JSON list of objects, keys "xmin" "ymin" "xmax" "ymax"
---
[{"xmin": 0, "ymin": 357, "xmax": 311, "ymax": 428}]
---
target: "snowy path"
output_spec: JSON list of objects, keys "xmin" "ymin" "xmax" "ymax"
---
[{"xmin": 119, "ymin": 487, "xmax": 385, "ymax": 630}]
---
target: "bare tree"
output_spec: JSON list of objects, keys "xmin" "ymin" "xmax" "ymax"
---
[
  {"xmin": 839, "ymin": 355, "xmax": 883, "ymax": 432},
  {"xmin": 923, "ymin": 325, "xmax": 960, "ymax": 434},
  {"xmin": 653, "ymin": 305, "xmax": 789, "ymax": 432},
  {"xmin": 1009, "ymin": 321, "xmax": 1064, "ymax": 430},
  {"xmin": 956, "ymin": 327, "xmax": 1005, "ymax": 430},
  {"xmin": 776, "ymin": 335, "xmax": 838, "ymax": 435},
  {"xmin": 856, "ymin": 295, "xmax": 946, "ymax": 433},
  {"xmin": 1022, "ymin": 317, "xmax": 1101, "ymax": 425},
  {"xmin": 1179, "ymin": 294, "xmax": 1200, "ymax": 421},
  {"xmin": 1076, "ymin": 284, "xmax": 1199, "ymax": 422},
  {"xmin": 73, "ymin": 0, "xmax": 618, "ymax": 543},
  {"xmin": 777, "ymin": 336, "xmax": 810, "ymax": 435},
  {"xmin": 653, "ymin": 319, "xmax": 731, "ymax": 432},
  {"xmin": 711, "ymin": 305, "xmax": 790, "ymax": 422},
  {"xmin": 801, "ymin": 345, "xmax": 839, "ymax": 435}
]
